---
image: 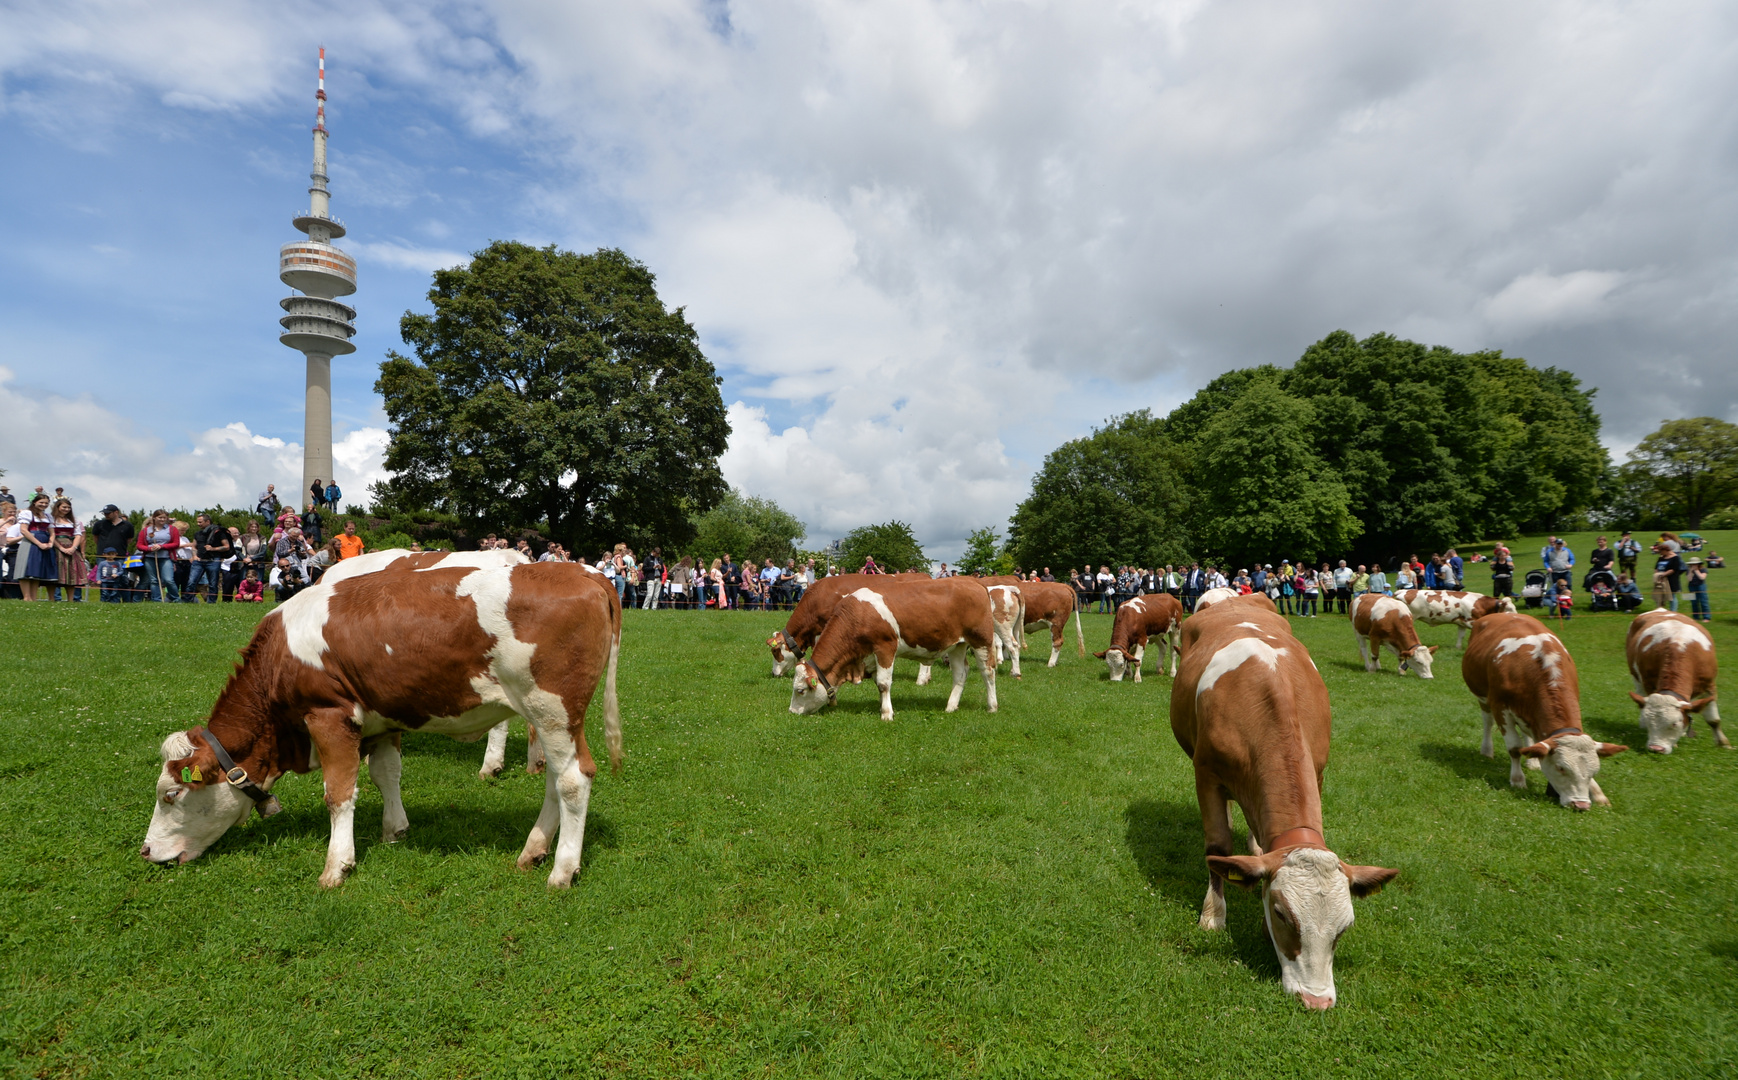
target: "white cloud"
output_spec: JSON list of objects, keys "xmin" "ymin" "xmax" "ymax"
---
[
  {"xmin": 1483, "ymin": 270, "xmax": 1625, "ymax": 334},
  {"xmin": 0, "ymin": 368, "xmax": 388, "ymax": 516},
  {"xmin": 349, "ymin": 239, "xmax": 471, "ymax": 274}
]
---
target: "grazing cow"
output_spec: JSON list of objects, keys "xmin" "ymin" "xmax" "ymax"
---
[
  {"xmin": 1462, "ymin": 612, "xmax": 1626, "ymax": 810},
  {"xmin": 1350, "ymin": 593, "xmax": 1438, "ymax": 678},
  {"xmin": 1626, "ymin": 610, "xmax": 1724, "ymax": 754},
  {"xmin": 1094, "ymin": 592, "xmax": 1184, "ymax": 681},
  {"xmin": 1018, "ymin": 580, "xmax": 1086, "ymax": 664},
  {"xmin": 1399, "ymin": 590, "xmax": 1516, "ymax": 649},
  {"xmin": 768, "ymin": 572, "xmax": 931, "ymax": 677},
  {"xmin": 1192, "ymin": 587, "xmax": 1238, "ymax": 614},
  {"xmin": 140, "ymin": 557, "xmax": 622, "ymax": 888},
  {"xmin": 790, "ymin": 577, "xmax": 998, "ymax": 721},
  {"xmin": 1171, "ymin": 605, "xmax": 1400, "ymax": 1009}
]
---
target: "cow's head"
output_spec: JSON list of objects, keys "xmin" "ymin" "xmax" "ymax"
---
[
  {"xmin": 1520, "ymin": 732, "xmax": 1627, "ymax": 809},
  {"xmin": 768, "ymin": 633, "xmax": 801, "ymax": 677},
  {"xmin": 1209, "ymin": 848, "xmax": 1399, "ymax": 1010},
  {"xmin": 140, "ymin": 730, "xmax": 256, "ymax": 866},
  {"xmin": 1629, "ymin": 691, "xmax": 1714, "ymax": 754},
  {"xmin": 1099, "ymin": 648, "xmax": 1129, "ymax": 681},
  {"xmin": 1398, "ymin": 644, "xmax": 1439, "ymax": 679},
  {"xmin": 1493, "ymin": 596, "xmax": 1518, "ymax": 615},
  {"xmin": 789, "ymin": 661, "xmax": 833, "ymax": 715}
]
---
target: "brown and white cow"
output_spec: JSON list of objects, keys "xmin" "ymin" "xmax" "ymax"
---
[
  {"xmin": 1626, "ymin": 609, "xmax": 1724, "ymax": 754},
  {"xmin": 1171, "ymin": 604, "xmax": 1400, "ymax": 1009},
  {"xmin": 1192, "ymin": 586, "xmax": 1238, "ymax": 614},
  {"xmin": 987, "ymin": 584, "xmax": 1026, "ymax": 678},
  {"xmin": 1462, "ymin": 612, "xmax": 1626, "ymax": 810},
  {"xmin": 141, "ymin": 555, "xmax": 622, "ymax": 888},
  {"xmin": 768, "ymin": 572, "xmax": 931, "ymax": 677},
  {"xmin": 1094, "ymin": 592, "xmax": 1183, "ymax": 681},
  {"xmin": 1017, "ymin": 579, "xmax": 1086, "ymax": 665},
  {"xmin": 789, "ymin": 577, "xmax": 999, "ymax": 721},
  {"xmin": 1399, "ymin": 590, "xmax": 1516, "ymax": 649},
  {"xmin": 1350, "ymin": 593, "xmax": 1438, "ymax": 678}
]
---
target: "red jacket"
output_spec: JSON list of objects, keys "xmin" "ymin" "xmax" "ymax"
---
[{"xmin": 136, "ymin": 524, "xmax": 181, "ymax": 556}]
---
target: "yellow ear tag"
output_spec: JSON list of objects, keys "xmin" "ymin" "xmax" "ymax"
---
[{"xmin": 189, "ymin": 766, "xmax": 203, "ymax": 783}]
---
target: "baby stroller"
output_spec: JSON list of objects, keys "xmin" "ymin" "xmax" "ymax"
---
[
  {"xmin": 1586, "ymin": 569, "xmax": 1618, "ymax": 613},
  {"xmin": 1522, "ymin": 568, "xmax": 1548, "ymax": 608}
]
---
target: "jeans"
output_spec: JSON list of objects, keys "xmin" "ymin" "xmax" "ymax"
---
[
  {"xmin": 1300, "ymin": 595, "xmax": 1316, "ymax": 616},
  {"xmin": 184, "ymin": 559, "xmax": 222, "ymax": 602},
  {"xmin": 642, "ymin": 579, "xmax": 662, "ymax": 609},
  {"xmin": 142, "ymin": 556, "xmax": 179, "ymax": 602},
  {"xmin": 1690, "ymin": 588, "xmax": 1710, "ymax": 620}
]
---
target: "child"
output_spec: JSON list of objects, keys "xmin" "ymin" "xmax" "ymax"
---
[
  {"xmin": 237, "ymin": 568, "xmax": 264, "ymax": 603},
  {"xmin": 97, "ymin": 547, "xmax": 123, "ymax": 603},
  {"xmin": 1549, "ymin": 578, "xmax": 1574, "ymax": 620}
]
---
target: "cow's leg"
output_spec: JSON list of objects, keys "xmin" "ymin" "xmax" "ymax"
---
[
  {"xmin": 944, "ymin": 645, "xmax": 970, "ymax": 713},
  {"xmin": 975, "ymin": 643, "xmax": 999, "ymax": 713},
  {"xmin": 1005, "ymin": 621, "xmax": 1022, "ymax": 679},
  {"xmin": 1169, "ymin": 625, "xmax": 1181, "ymax": 677},
  {"xmin": 1358, "ymin": 633, "xmax": 1376, "ymax": 672},
  {"xmin": 916, "ymin": 662, "xmax": 933, "ymax": 686},
  {"xmin": 1589, "ymin": 778, "xmax": 1610, "ymax": 807},
  {"xmin": 1706, "ymin": 700, "xmax": 1730, "ymax": 748},
  {"xmin": 1049, "ymin": 622, "xmax": 1064, "ymax": 668},
  {"xmin": 1132, "ymin": 643, "xmax": 1145, "ymax": 684},
  {"xmin": 526, "ymin": 724, "xmax": 546, "ymax": 774},
  {"xmin": 307, "ymin": 708, "xmax": 363, "ymax": 888},
  {"xmin": 1479, "ymin": 700, "xmax": 1495, "ymax": 759},
  {"xmin": 518, "ymin": 763, "xmax": 561, "ymax": 871},
  {"xmin": 480, "ymin": 720, "xmax": 510, "ymax": 779},
  {"xmin": 1456, "ymin": 622, "xmax": 1469, "ymax": 650},
  {"xmin": 876, "ymin": 648, "xmax": 897, "ymax": 721},
  {"xmin": 365, "ymin": 733, "xmax": 408, "ymax": 843},
  {"xmin": 534, "ymin": 720, "xmax": 597, "ymax": 889},
  {"xmin": 1198, "ymin": 780, "xmax": 1234, "ymax": 931}
]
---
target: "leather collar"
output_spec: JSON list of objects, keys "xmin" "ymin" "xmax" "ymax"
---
[
  {"xmin": 1541, "ymin": 726, "xmax": 1584, "ymax": 741},
  {"xmin": 1266, "ymin": 826, "xmax": 1326, "ymax": 852},
  {"xmin": 779, "ymin": 629, "xmax": 805, "ymax": 659},
  {"xmin": 805, "ymin": 661, "xmax": 836, "ymax": 704},
  {"xmin": 196, "ymin": 728, "xmax": 282, "ymax": 817}
]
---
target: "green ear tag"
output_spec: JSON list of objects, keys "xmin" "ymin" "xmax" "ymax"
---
[{"xmin": 181, "ymin": 766, "xmax": 193, "ymax": 783}]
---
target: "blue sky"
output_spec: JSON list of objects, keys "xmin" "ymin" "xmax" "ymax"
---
[{"xmin": 3, "ymin": 1, "xmax": 1736, "ymax": 556}]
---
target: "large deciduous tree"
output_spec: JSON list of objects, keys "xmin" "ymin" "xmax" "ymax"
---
[
  {"xmin": 688, "ymin": 488, "xmax": 807, "ymax": 565},
  {"xmin": 1008, "ymin": 411, "xmax": 1192, "ymax": 572},
  {"xmin": 1619, "ymin": 417, "xmax": 1738, "ymax": 528},
  {"xmin": 837, "ymin": 521, "xmax": 928, "ymax": 573},
  {"xmin": 375, "ymin": 242, "xmax": 731, "ymax": 553}
]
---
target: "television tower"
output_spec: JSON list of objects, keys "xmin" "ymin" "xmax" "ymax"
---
[{"xmin": 278, "ymin": 47, "xmax": 357, "ymax": 511}]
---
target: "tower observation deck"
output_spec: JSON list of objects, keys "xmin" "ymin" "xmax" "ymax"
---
[{"xmin": 279, "ymin": 47, "xmax": 355, "ymax": 506}]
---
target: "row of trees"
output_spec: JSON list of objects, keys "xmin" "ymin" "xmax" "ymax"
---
[{"xmin": 1008, "ymin": 331, "xmax": 1611, "ymax": 570}]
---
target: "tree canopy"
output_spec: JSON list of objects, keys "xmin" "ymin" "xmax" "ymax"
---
[
  {"xmin": 687, "ymin": 488, "xmax": 806, "ymax": 565},
  {"xmin": 1611, "ymin": 417, "xmax": 1738, "ymax": 529},
  {"xmin": 957, "ymin": 526, "xmax": 1016, "ymax": 576},
  {"xmin": 374, "ymin": 242, "xmax": 731, "ymax": 554},
  {"xmin": 837, "ymin": 521, "xmax": 928, "ymax": 573}
]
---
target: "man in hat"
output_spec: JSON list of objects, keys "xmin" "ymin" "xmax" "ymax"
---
[{"xmin": 92, "ymin": 504, "xmax": 135, "ymax": 565}]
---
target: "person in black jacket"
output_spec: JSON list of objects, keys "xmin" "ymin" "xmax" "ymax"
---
[
  {"xmin": 92, "ymin": 505, "xmax": 136, "ymax": 567},
  {"xmin": 185, "ymin": 513, "xmax": 232, "ymax": 604}
]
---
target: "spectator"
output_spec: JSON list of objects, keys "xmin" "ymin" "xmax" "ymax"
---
[
  {"xmin": 1652, "ymin": 543, "xmax": 1684, "ymax": 612},
  {"xmin": 303, "ymin": 503, "xmax": 324, "ymax": 546},
  {"xmin": 1297, "ymin": 563, "xmax": 1319, "ymax": 617},
  {"xmin": 220, "ymin": 526, "xmax": 245, "ymax": 601},
  {"xmin": 98, "ymin": 548, "xmax": 126, "ymax": 602},
  {"xmin": 1686, "ymin": 557, "xmax": 1710, "ymax": 622},
  {"xmin": 1708, "ymin": 551, "xmax": 1725, "ymax": 569},
  {"xmin": 136, "ymin": 509, "xmax": 180, "ymax": 602},
  {"xmin": 709, "ymin": 558, "xmax": 726, "ymax": 608},
  {"xmin": 1332, "ymin": 560, "xmax": 1353, "ymax": 613},
  {"xmin": 237, "ymin": 568, "xmax": 265, "ymax": 603},
  {"xmin": 276, "ymin": 526, "xmax": 313, "ymax": 568},
  {"xmin": 776, "ymin": 559, "xmax": 797, "ymax": 609},
  {"xmin": 51, "ymin": 498, "xmax": 86, "ymax": 601},
  {"xmin": 0, "ymin": 485, "xmax": 11, "ymax": 508},
  {"xmin": 1548, "ymin": 578, "xmax": 1574, "ymax": 620},
  {"xmin": 92, "ymin": 505, "xmax": 136, "ymax": 566},
  {"xmin": 643, "ymin": 548, "xmax": 666, "ymax": 609},
  {"xmin": 1546, "ymin": 538, "xmax": 1575, "ymax": 589},
  {"xmin": 18, "ymin": 493, "xmax": 57, "ymax": 602},
  {"xmin": 1588, "ymin": 537, "xmax": 1614, "ymax": 579},
  {"xmin": 1616, "ymin": 532, "xmax": 1642, "ymax": 579},
  {"xmin": 335, "ymin": 520, "xmax": 365, "ymax": 561},
  {"xmin": 1446, "ymin": 548, "xmax": 1464, "ymax": 588},
  {"xmin": 1351, "ymin": 564, "xmax": 1370, "ymax": 598},
  {"xmin": 1615, "ymin": 574, "xmax": 1643, "ymax": 612},
  {"xmin": 255, "ymin": 484, "xmax": 281, "ymax": 519},
  {"xmin": 236, "ymin": 520, "xmax": 269, "ymax": 585},
  {"xmin": 324, "ymin": 480, "xmax": 342, "ymax": 513},
  {"xmin": 306, "ymin": 538, "xmax": 341, "ymax": 582},
  {"xmin": 173, "ymin": 522, "xmax": 196, "ymax": 597},
  {"xmin": 1095, "ymin": 564, "xmax": 1115, "ymax": 613},
  {"xmin": 1489, "ymin": 550, "xmax": 1515, "ymax": 598},
  {"xmin": 270, "ymin": 557, "xmax": 307, "ymax": 603},
  {"xmin": 1, "ymin": 505, "xmax": 21, "ymax": 600},
  {"xmin": 722, "ymin": 553, "xmax": 742, "ymax": 608},
  {"xmin": 1367, "ymin": 565, "xmax": 1390, "ymax": 597},
  {"xmin": 184, "ymin": 512, "xmax": 229, "ymax": 604}
]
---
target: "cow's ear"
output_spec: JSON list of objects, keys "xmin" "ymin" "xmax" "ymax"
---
[
  {"xmin": 1596, "ymin": 742, "xmax": 1629, "ymax": 757},
  {"xmin": 1686, "ymin": 696, "xmax": 1716, "ymax": 714},
  {"xmin": 1428, "ymin": 645, "xmax": 1440, "ymax": 654},
  {"xmin": 1207, "ymin": 854, "xmax": 1275, "ymax": 889},
  {"xmin": 1519, "ymin": 741, "xmax": 1552, "ymax": 758},
  {"xmin": 1342, "ymin": 864, "xmax": 1400, "ymax": 897},
  {"xmin": 166, "ymin": 754, "xmax": 210, "ymax": 788},
  {"xmin": 1628, "ymin": 691, "xmax": 1648, "ymax": 706}
]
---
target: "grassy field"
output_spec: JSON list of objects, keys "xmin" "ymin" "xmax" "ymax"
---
[{"xmin": 2, "ymin": 530, "xmax": 1734, "ymax": 1078}]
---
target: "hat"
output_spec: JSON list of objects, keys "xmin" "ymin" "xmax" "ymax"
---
[
  {"xmin": 102, "ymin": 504, "xmax": 120, "ymax": 514},
  {"xmin": 1687, "ymin": 556, "xmax": 1704, "ymax": 565},
  {"xmin": 102, "ymin": 547, "xmax": 118, "ymax": 554}
]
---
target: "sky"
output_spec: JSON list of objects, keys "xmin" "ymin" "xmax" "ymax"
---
[{"xmin": 2, "ymin": 0, "xmax": 1734, "ymax": 558}]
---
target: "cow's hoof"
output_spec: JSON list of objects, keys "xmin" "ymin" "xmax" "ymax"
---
[
  {"xmin": 516, "ymin": 850, "xmax": 548, "ymax": 870},
  {"xmin": 479, "ymin": 766, "xmax": 503, "ymax": 780},
  {"xmin": 319, "ymin": 865, "xmax": 353, "ymax": 889},
  {"xmin": 382, "ymin": 825, "xmax": 408, "ymax": 844},
  {"xmin": 1199, "ymin": 913, "xmax": 1225, "ymax": 931},
  {"xmin": 526, "ymin": 762, "xmax": 546, "ymax": 775}
]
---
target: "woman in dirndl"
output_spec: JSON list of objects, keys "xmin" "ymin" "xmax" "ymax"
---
[
  {"xmin": 51, "ymin": 498, "xmax": 88, "ymax": 601},
  {"xmin": 19, "ymin": 493, "xmax": 57, "ymax": 602}
]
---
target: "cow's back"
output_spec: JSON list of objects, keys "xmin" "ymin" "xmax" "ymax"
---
[
  {"xmin": 1173, "ymin": 607, "xmax": 1325, "ymax": 771},
  {"xmin": 1464, "ymin": 612, "xmax": 1578, "ymax": 717}
]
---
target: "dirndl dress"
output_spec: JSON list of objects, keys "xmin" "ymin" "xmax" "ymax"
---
[
  {"xmin": 21, "ymin": 518, "xmax": 57, "ymax": 582},
  {"xmin": 54, "ymin": 522, "xmax": 87, "ymax": 588}
]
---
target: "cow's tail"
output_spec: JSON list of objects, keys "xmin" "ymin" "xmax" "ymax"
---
[
  {"xmin": 1074, "ymin": 607, "xmax": 1086, "ymax": 657},
  {"xmin": 604, "ymin": 628, "xmax": 623, "ymax": 775}
]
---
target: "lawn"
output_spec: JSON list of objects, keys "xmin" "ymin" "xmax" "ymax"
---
[{"xmin": 2, "ymin": 531, "xmax": 1734, "ymax": 1078}]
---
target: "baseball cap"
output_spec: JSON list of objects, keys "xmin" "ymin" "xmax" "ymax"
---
[{"xmin": 102, "ymin": 504, "xmax": 120, "ymax": 514}]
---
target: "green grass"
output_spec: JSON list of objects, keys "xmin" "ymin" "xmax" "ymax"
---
[{"xmin": 3, "ymin": 532, "xmax": 1735, "ymax": 1078}]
